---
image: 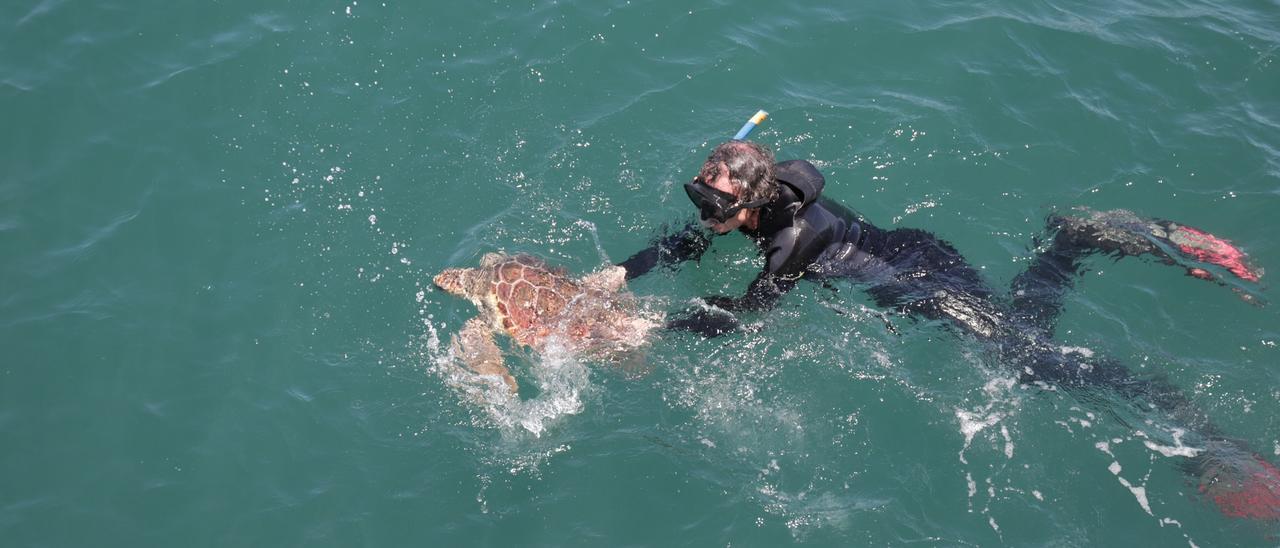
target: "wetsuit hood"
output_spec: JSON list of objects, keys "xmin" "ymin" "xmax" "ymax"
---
[
  {"xmin": 752, "ymin": 160, "xmax": 827, "ymax": 237},
  {"xmin": 774, "ymin": 160, "xmax": 825, "ymax": 210}
]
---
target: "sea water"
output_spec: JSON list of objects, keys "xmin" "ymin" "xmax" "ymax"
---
[{"xmin": 3, "ymin": 0, "xmax": 1279, "ymax": 545}]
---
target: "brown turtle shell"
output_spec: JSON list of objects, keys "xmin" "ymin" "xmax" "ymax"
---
[{"xmin": 488, "ymin": 254, "xmax": 580, "ymax": 346}]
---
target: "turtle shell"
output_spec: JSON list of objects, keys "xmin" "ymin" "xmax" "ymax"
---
[{"xmin": 488, "ymin": 254, "xmax": 580, "ymax": 346}]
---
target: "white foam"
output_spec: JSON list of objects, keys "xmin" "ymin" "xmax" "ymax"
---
[
  {"xmin": 429, "ymin": 326, "xmax": 591, "ymax": 437},
  {"xmin": 502, "ymin": 340, "xmax": 591, "ymax": 437},
  {"xmin": 955, "ymin": 376, "xmax": 1018, "ymax": 464},
  {"xmin": 1142, "ymin": 427, "xmax": 1203, "ymax": 458},
  {"xmin": 1108, "ymin": 461, "xmax": 1152, "ymax": 515},
  {"xmin": 956, "ymin": 409, "xmax": 1003, "ymax": 465},
  {"xmin": 1095, "ymin": 441, "xmax": 1114, "ymax": 457},
  {"xmin": 1058, "ymin": 345, "xmax": 1094, "ymax": 357}
]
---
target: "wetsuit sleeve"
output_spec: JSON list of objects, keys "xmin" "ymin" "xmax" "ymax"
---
[
  {"xmin": 664, "ymin": 307, "xmax": 740, "ymax": 337},
  {"xmin": 664, "ymin": 272, "xmax": 801, "ymax": 337},
  {"xmin": 713, "ymin": 223, "xmax": 814, "ymax": 312},
  {"xmin": 705, "ymin": 272, "xmax": 800, "ymax": 313},
  {"xmin": 665, "ymin": 240, "xmax": 805, "ymax": 338},
  {"xmin": 617, "ymin": 223, "xmax": 714, "ymax": 280},
  {"xmin": 664, "ymin": 219, "xmax": 819, "ymax": 337}
]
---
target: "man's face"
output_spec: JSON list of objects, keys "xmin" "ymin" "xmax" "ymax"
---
[{"xmin": 700, "ymin": 162, "xmax": 754, "ymax": 234}]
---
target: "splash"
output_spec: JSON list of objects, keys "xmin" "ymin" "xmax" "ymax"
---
[
  {"xmin": 660, "ymin": 320, "xmax": 900, "ymax": 540},
  {"xmin": 955, "ymin": 376, "xmax": 1019, "ymax": 465},
  {"xmin": 426, "ymin": 324, "xmax": 592, "ymax": 437}
]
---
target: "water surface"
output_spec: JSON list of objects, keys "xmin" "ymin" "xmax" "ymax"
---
[{"xmin": 3, "ymin": 0, "xmax": 1279, "ymax": 545}]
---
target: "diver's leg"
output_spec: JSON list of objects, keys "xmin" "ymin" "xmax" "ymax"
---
[
  {"xmin": 1052, "ymin": 208, "xmax": 1259, "ymax": 285},
  {"xmin": 1008, "ymin": 221, "xmax": 1092, "ymax": 338},
  {"xmin": 1005, "ymin": 210, "xmax": 1136, "ymax": 337},
  {"xmin": 1097, "ymin": 361, "xmax": 1280, "ymax": 520},
  {"xmin": 1009, "ymin": 209, "xmax": 1178, "ymax": 337},
  {"xmin": 1009, "ymin": 208, "xmax": 1264, "ymax": 336},
  {"xmin": 1054, "ymin": 208, "xmax": 1261, "ymax": 284},
  {"xmin": 1019, "ymin": 345, "xmax": 1280, "ymax": 519}
]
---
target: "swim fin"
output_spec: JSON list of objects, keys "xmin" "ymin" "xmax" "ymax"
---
[
  {"xmin": 1191, "ymin": 445, "xmax": 1280, "ymax": 520},
  {"xmin": 1053, "ymin": 208, "xmax": 1265, "ymax": 304}
]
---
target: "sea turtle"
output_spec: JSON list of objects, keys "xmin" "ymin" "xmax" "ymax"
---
[{"xmin": 433, "ymin": 252, "xmax": 660, "ymax": 393}]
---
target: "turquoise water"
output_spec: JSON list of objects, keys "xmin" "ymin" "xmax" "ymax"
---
[{"xmin": 4, "ymin": 0, "xmax": 1280, "ymax": 545}]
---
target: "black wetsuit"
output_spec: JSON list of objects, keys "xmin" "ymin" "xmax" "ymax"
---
[
  {"xmin": 620, "ymin": 160, "xmax": 1213, "ymax": 429},
  {"xmin": 620, "ymin": 161, "xmax": 1280, "ymax": 516},
  {"xmin": 621, "ymin": 160, "xmax": 1000, "ymax": 339}
]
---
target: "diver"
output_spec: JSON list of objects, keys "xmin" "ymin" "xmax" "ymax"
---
[{"xmin": 618, "ymin": 139, "xmax": 1278, "ymax": 520}]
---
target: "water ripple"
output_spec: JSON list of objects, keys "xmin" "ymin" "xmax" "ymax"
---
[
  {"xmin": 136, "ymin": 12, "xmax": 292, "ymax": 91},
  {"xmin": 14, "ymin": 0, "xmax": 67, "ymax": 27}
]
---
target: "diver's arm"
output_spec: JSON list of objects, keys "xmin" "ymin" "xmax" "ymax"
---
[
  {"xmin": 617, "ymin": 222, "xmax": 714, "ymax": 280},
  {"xmin": 665, "ymin": 272, "xmax": 801, "ymax": 338},
  {"xmin": 664, "ymin": 224, "xmax": 814, "ymax": 338},
  {"xmin": 664, "ymin": 307, "xmax": 740, "ymax": 338},
  {"xmin": 705, "ymin": 272, "xmax": 799, "ymax": 313}
]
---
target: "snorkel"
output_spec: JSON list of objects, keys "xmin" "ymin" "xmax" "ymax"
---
[{"xmin": 733, "ymin": 109, "xmax": 769, "ymax": 140}]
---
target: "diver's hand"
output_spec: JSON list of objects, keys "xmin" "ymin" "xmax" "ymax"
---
[
  {"xmin": 664, "ymin": 305, "xmax": 740, "ymax": 337},
  {"xmin": 701, "ymin": 295, "xmax": 738, "ymax": 310}
]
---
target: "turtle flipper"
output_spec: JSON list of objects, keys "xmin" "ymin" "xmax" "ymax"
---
[
  {"xmin": 580, "ymin": 265, "xmax": 627, "ymax": 292},
  {"xmin": 452, "ymin": 317, "xmax": 518, "ymax": 393},
  {"xmin": 613, "ymin": 348, "xmax": 653, "ymax": 378}
]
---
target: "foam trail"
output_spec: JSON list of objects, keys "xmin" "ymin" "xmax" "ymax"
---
[
  {"xmin": 573, "ymin": 219, "xmax": 610, "ymax": 264},
  {"xmin": 1108, "ymin": 461, "xmax": 1153, "ymax": 516}
]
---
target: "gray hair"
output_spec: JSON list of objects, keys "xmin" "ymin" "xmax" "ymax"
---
[{"xmin": 698, "ymin": 140, "xmax": 777, "ymax": 204}]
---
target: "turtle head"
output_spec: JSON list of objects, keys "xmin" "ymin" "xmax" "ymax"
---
[{"xmin": 433, "ymin": 267, "xmax": 484, "ymax": 299}]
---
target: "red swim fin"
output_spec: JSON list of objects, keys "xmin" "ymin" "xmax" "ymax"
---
[
  {"xmin": 1198, "ymin": 453, "xmax": 1280, "ymax": 520},
  {"xmin": 1160, "ymin": 223, "xmax": 1263, "ymax": 283}
]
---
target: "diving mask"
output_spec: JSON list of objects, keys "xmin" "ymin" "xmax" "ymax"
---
[{"xmin": 683, "ymin": 178, "xmax": 770, "ymax": 224}]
